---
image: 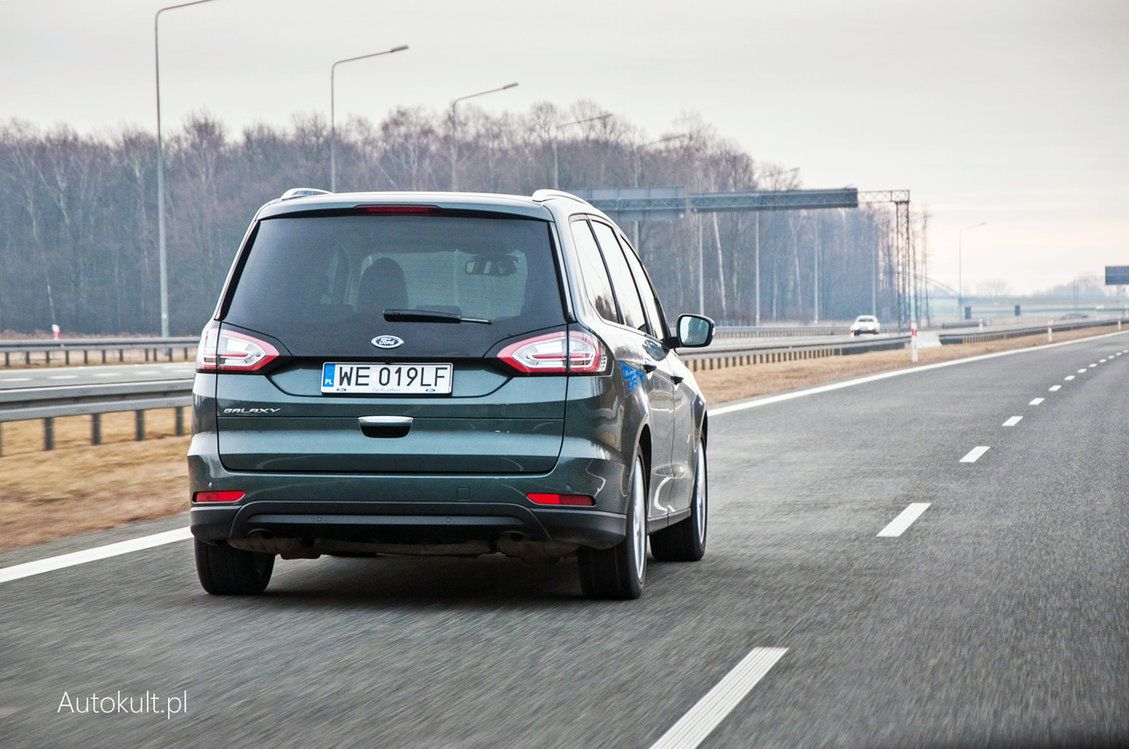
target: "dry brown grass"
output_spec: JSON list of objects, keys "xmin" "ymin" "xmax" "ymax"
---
[
  {"xmin": 695, "ymin": 326, "xmax": 1114, "ymax": 405},
  {"xmin": 0, "ymin": 326, "xmax": 1120, "ymax": 553},
  {"xmin": 0, "ymin": 432, "xmax": 189, "ymax": 551}
]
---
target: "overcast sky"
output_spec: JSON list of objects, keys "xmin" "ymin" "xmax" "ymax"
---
[{"xmin": 2, "ymin": 0, "xmax": 1126, "ymax": 294}]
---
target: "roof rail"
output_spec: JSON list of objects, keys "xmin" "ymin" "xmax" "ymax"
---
[
  {"xmin": 531, "ymin": 189, "xmax": 593, "ymax": 206},
  {"xmin": 280, "ymin": 187, "xmax": 332, "ymax": 201}
]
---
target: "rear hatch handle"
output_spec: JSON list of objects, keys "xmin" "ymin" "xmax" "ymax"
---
[{"xmin": 358, "ymin": 415, "xmax": 413, "ymax": 438}]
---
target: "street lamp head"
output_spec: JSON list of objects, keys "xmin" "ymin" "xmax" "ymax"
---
[
  {"xmin": 390, "ymin": 44, "xmax": 409, "ymax": 53},
  {"xmin": 502, "ymin": 82, "xmax": 519, "ymax": 90}
]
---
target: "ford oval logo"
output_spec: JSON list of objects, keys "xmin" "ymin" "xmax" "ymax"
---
[{"xmin": 371, "ymin": 335, "xmax": 404, "ymax": 349}]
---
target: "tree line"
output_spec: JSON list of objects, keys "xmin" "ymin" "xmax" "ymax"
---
[{"xmin": 0, "ymin": 103, "xmax": 914, "ymax": 335}]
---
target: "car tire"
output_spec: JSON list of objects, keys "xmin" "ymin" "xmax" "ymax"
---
[
  {"xmin": 650, "ymin": 437, "xmax": 707, "ymax": 562},
  {"xmin": 577, "ymin": 455, "xmax": 647, "ymax": 600},
  {"xmin": 194, "ymin": 539, "xmax": 274, "ymax": 595}
]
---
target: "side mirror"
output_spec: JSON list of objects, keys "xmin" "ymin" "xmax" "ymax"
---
[{"xmin": 676, "ymin": 314, "xmax": 714, "ymax": 348}]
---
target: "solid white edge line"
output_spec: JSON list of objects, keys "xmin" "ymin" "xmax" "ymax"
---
[
  {"xmin": 1048, "ymin": 385, "xmax": 1061, "ymax": 392},
  {"xmin": 1029, "ymin": 398, "xmax": 1044, "ymax": 405},
  {"xmin": 708, "ymin": 330, "xmax": 1129, "ymax": 418},
  {"xmin": 0, "ymin": 527, "xmax": 192, "ymax": 584},
  {"xmin": 876, "ymin": 502, "xmax": 931, "ymax": 538},
  {"xmin": 648, "ymin": 647, "xmax": 788, "ymax": 749},
  {"xmin": 1002, "ymin": 416, "xmax": 1023, "ymax": 426},
  {"xmin": 960, "ymin": 446, "xmax": 990, "ymax": 463}
]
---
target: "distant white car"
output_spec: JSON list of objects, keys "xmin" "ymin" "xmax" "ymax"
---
[{"xmin": 850, "ymin": 315, "xmax": 880, "ymax": 336}]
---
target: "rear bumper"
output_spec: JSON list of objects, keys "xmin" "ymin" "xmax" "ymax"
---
[
  {"xmin": 188, "ymin": 431, "xmax": 631, "ymax": 551},
  {"xmin": 191, "ymin": 499, "xmax": 625, "ymax": 549}
]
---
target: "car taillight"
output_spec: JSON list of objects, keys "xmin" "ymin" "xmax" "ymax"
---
[
  {"xmin": 192, "ymin": 490, "xmax": 246, "ymax": 503},
  {"xmin": 527, "ymin": 493, "xmax": 595, "ymax": 506},
  {"xmin": 356, "ymin": 205, "xmax": 439, "ymax": 214},
  {"xmin": 498, "ymin": 331, "xmax": 607, "ymax": 374},
  {"xmin": 195, "ymin": 322, "xmax": 279, "ymax": 373}
]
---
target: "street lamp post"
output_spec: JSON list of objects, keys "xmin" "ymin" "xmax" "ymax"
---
[
  {"xmin": 958, "ymin": 221, "xmax": 987, "ymax": 319},
  {"xmin": 449, "ymin": 82, "xmax": 518, "ymax": 191},
  {"xmin": 330, "ymin": 45, "xmax": 409, "ymax": 192},
  {"xmin": 631, "ymin": 133, "xmax": 687, "ymax": 246},
  {"xmin": 154, "ymin": 0, "xmax": 218, "ymax": 338},
  {"xmin": 552, "ymin": 113, "xmax": 612, "ymax": 190}
]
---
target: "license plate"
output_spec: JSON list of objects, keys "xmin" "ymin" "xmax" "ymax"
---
[{"xmin": 320, "ymin": 362, "xmax": 453, "ymax": 395}]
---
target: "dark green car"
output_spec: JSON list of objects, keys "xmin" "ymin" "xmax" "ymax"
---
[{"xmin": 189, "ymin": 188, "xmax": 714, "ymax": 599}]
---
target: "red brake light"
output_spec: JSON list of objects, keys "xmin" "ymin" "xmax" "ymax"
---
[
  {"xmin": 193, "ymin": 490, "xmax": 246, "ymax": 503},
  {"xmin": 527, "ymin": 493, "xmax": 595, "ymax": 506},
  {"xmin": 356, "ymin": 205, "xmax": 438, "ymax": 214},
  {"xmin": 195, "ymin": 322, "xmax": 279, "ymax": 373},
  {"xmin": 498, "ymin": 331, "xmax": 606, "ymax": 374}
]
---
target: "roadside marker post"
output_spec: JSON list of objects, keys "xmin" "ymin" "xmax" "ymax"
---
[
  {"xmin": 1047, "ymin": 319, "xmax": 1053, "ymax": 343},
  {"xmin": 910, "ymin": 322, "xmax": 919, "ymax": 363}
]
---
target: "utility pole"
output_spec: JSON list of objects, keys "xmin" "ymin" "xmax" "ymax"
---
[
  {"xmin": 154, "ymin": 0, "xmax": 218, "ymax": 337},
  {"xmin": 552, "ymin": 113, "xmax": 611, "ymax": 190},
  {"xmin": 449, "ymin": 82, "xmax": 518, "ymax": 191},
  {"xmin": 329, "ymin": 45, "xmax": 409, "ymax": 192},
  {"xmin": 958, "ymin": 221, "xmax": 987, "ymax": 319}
]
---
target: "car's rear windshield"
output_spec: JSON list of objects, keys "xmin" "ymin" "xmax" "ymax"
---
[{"xmin": 223, "ymin": 213, "xmax": 565, "ymax": 356}]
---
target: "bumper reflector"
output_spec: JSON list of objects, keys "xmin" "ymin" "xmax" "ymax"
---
[
  {"xmin": 193, "ymin": 490, "xmax": 246, "ymax": 503},
  {"xmin": 526, "ymin": 493, "xmax": 595, "ymax": 507}
]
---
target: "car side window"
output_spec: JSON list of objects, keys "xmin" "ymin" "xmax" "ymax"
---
[
  {"xmin": 590, "ymin": 221, "xmax": 648, "ymax": 333},
  {"xmin": 569, "ymin": 219, "xmax": 620, "ymax": 323},
  {"xmin": 619, "ymin": 238, "xmax": 668, "ymax": 340}
]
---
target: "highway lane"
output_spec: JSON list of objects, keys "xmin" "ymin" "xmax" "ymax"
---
[
  {"xmin": 0, "ymin": 332, "xmax": 1126, "ymax": 747},
  {"xmin": 0, "ymin": 362, "xmax": 195, "ymax": 391}
]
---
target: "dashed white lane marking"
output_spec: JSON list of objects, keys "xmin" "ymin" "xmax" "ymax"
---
[
  {"xmin": 93, "ymin": 372, "xmax": 116, "ymax": 377},
  {"xmin": 1003, "ymin": 416, "xmax": 1023, "ymax": 426},
  {"xmin": 1100, "ymin": 359, "xmax": 1107, "ymax": 363},
  {"xmin": 1029, "ymin": 398, "xmax": 1045, "ymax": 406},
  {"xmin": 960, "ymin": 446, "xmax": 990, "ymax": 463},
  {"xmin": 710, "ymin": 329, "xmax": 1129, "ymax": 417},
  {"xmin": 0, "ymin": 377, "xmax": 32, "ymax": 382},
  {"xmin": 877, "ymin": 503, "xmax": 931, "ymax": 538},
  {"xmin": 1078, "ymin": 369, "xmax": 1088, "ymax": 374},
  {"xmin": 1049, "ymin": 385, "xmax": 1061, "ymax": 392},
  {"xmin": 47, "ymin": 375, "xmax": 78, "ymax": 380},
  {"xmin": 648, "ymin": 647, "xmax": 788, "ymax": 749},
  {"xmin": 1088, "ymin": 363, "xmax": 1097, "ymax": 368},
  {"xmin": 0, "ymin": 528, "xmax": 192, "ymax": 585},
  {"xmin": 1064, "ymin": 376, "xmax": 1075, "ymax": 381}
]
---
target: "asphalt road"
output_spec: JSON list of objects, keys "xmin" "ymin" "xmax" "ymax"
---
[
  {"xmin": 1, "ymin": 332, "xmax": 1126, "ymax": 747},
  {"xmin": 0, "ymin": 362, "xmax": 195, "ymax": 391}
]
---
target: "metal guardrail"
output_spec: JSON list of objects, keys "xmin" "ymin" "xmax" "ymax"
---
[
  {"xmin": 937, "ymin": 317, "xmax": 1125, "ymax": 345},
  {"xmin": 713, "ymin": 325, "xmax": 849, "ymax": 339},
  {"xmin": 0, "ymin": 379, "xmax": 192, "ymax": 454},
  {"xmin": 0, "ymin": 337, "xmax": 198, "ymax": 367},
  {"xmin": 682, "ymin": 334, "xmax": 909, "ymax": 372}
]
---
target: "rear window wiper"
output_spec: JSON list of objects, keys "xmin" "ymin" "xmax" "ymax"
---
[{"xmin": 383, "ymin": 308, "xmax": 492, "ymax": 325}]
